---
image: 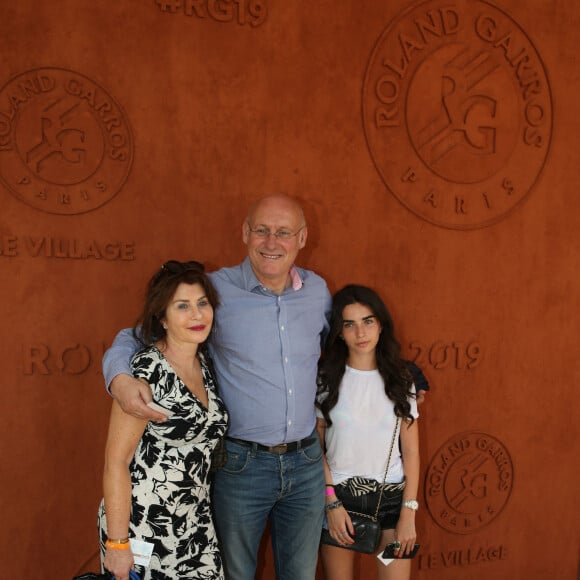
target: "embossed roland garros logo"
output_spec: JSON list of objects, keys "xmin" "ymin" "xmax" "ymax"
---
[
  {"xmin": 425, "ymin": 432, "xmax": 514, "ymax": 534},
  {"xmin": 363, "ymin": 0, "xmax": 552, "ymax": 229},
  {"xmin": 0, "ymin": 67, "xmax": 133, "ymax": 214}
]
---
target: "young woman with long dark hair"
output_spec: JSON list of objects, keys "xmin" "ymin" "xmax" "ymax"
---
[{"xmin": 316, "ymin": 285, "xmax": 420, "ymax": 580}]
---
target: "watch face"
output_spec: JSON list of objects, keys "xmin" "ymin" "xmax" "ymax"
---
[{"xmin": 404, "ymin": 500, "xmax": 419, "ymax": 510}]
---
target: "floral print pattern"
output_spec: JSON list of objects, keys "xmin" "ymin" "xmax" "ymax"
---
[{"xmin": 98, "ymin": 346, "xmax": 228, "ymax": 579}]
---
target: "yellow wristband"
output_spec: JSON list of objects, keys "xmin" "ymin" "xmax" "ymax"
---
[{"xmin": 105, "ymin": 539, "xmax": 130, "ymax": 550}]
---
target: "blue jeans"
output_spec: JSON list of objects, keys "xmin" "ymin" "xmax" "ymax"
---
[{"xmin": 213, "ymin": 436, "xmax": 325, "ymax": 580}]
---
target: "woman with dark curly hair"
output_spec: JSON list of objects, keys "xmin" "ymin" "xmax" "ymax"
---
[{"xmin": 316, "ymin": 285, "xmax": 420, "ymax": 580}]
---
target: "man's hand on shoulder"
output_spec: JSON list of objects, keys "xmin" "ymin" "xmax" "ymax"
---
[{"xmin": 110, "ymin": 374, "xmax": 167, "ymax": 422}]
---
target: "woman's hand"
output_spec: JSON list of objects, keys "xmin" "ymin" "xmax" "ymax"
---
[
  {"xmin": 327, "ymin": 506, "xmax": 355, "ymax": 546},
  {"xmin": 394, "ymin": 510, "xmax": 416, "ymax": 557},
  {"xmin": 104, "ymin": 546, "xmax": 135, "ymax": 580}
]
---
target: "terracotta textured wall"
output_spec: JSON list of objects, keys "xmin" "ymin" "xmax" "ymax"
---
[{"xmin": 0, "ymin": 1, "xmax": 578, "ymax": 578}]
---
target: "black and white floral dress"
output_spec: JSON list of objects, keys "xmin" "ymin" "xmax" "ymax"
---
[{"xmin": 98, "ymin": 346, "xmax": 229, "ymax": 580}]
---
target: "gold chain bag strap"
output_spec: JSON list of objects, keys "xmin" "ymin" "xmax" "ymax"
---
[
  {"xmin": 320, "ymin": 417, "xmax": 401, "ymax": 553},
  {"xmin": 347, "ymin": 417, "xmax": 401, "ymax": 522}
]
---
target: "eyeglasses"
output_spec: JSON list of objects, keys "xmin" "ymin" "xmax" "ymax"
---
[
  {"xmin": 247, "ymin": 224, "xmax": 305, "ymax": 240},
  {"xmin": 154, "ymin": 260, "xmax": 205, "ymax": 280}
]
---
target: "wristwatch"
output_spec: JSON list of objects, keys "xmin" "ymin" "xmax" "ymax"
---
[{"xmin": 402, "ymin": 499, "xmax": 419, "ymax": 511}]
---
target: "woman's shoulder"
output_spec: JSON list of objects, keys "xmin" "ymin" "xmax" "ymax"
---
[{"xmin": 131, "ymin": 344, "xmax": 162, "ymax": 370}]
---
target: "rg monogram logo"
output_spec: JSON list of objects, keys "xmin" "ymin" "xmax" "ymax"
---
[
  {"xmin": 425, "ymin": 432, "xmax": 514, "ymax": 534},
  {"xmin": 0, "ymin": 68, "xmax": 133, "ymax": 214},
  {"xmin": 363, "ymin": 0, "xmax": 552, "ymax": 228}
]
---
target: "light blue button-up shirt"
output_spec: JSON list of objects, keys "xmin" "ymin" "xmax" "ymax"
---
[{"xmin": 103, "ymin": 257, "xmax": 331, "ymax": 446}]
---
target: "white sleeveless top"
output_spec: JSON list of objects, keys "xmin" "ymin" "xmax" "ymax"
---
[{"xmin": 316, "ymin": 366, "xmax": 418, "ymax": 485}]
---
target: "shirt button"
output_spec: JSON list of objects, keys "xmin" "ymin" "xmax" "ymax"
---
[
  {"xmin": 288, "ymin": 420, "xmax": 292, "ymax": 426},
  {"xmin": 281, "ymin": 325, "xmax": 285, "ymax": 331},
  {"xmin": 284, "ymin": 357, "xmax": 288, "ymax": 363},
  {"xmin": 289, "ymin": 389, "xmax": 293, "ymax": 395}
]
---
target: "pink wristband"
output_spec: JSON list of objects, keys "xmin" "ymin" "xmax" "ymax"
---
[{"xmin": 325, "ymin": 487, "xmax": 335, "ymax": 496}]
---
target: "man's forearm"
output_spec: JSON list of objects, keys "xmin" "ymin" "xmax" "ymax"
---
[{"xmin": 103, "ymin": 328, "xmax": 140, "ymax": 392}]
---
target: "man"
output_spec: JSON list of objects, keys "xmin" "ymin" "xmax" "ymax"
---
[{"xmin": 103, "ymin": 194, "xmax": 331, "ymax": 579}]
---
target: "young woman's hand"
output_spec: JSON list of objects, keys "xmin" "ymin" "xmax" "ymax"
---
[
  {"xmin": 327, "ymin": 506, "xmax": 356, "ymax": 546},
  {"xmin": 394, "ymin": 511, "xmax": 417, "ymax": 557}
]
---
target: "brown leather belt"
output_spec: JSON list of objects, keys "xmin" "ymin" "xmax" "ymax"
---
[{"xmin": 226, "ymin": 436, "xmax": 317, "ymax": 455}]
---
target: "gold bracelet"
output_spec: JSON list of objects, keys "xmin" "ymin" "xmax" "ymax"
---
[
  {"xmin": 108, "ymin": 537, "xmax": 129, "ymax": 544},
  {"xmin": 105, "ymin": 539, "xmax": 130, "ymax": 550}
]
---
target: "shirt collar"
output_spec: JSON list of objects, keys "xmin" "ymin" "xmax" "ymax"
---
[
  {"xmin": 241, "ymin": 257, "xmax": 303, "ymax": 292},
  {"xmin": 289, "ymin": 266, "xmax": 303, "ymax": 290}
]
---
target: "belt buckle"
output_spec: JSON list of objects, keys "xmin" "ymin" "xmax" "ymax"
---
[{"xmin": 269, "ymin": 443, "xmax": 288, "ymax": 454}]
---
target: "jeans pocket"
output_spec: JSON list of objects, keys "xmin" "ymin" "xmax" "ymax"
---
[
  {"xmin": 222, "ymin": 441, "xmax": 252, "ymax": 474},
  {"xmin": 300, "ymin": 438, "xmax": 323, "ymax": 463}
]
